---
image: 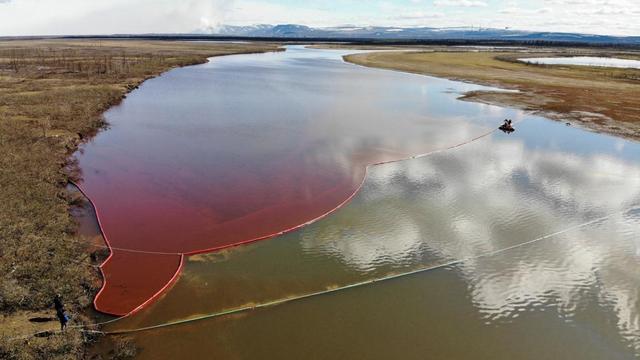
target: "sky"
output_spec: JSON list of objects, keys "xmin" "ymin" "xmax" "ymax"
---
[{"xmin": 0, "ymin": 0, "xmax": 639, "ymax": 37}]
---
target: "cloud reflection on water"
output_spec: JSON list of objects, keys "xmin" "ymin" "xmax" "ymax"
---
[{"xmin": 303, "ymin": 129, "xmax": 640, "ymax": 349}]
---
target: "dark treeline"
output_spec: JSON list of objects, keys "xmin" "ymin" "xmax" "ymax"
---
[
  {"xmin": 8, "ymin": 35, "xmax": 636, "ymax": 50},
  {"xmin": 2, "ymin": 35, "xmax": 640, "ymax": 50}
]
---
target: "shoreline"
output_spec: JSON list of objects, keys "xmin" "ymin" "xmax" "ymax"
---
[
  {"xmin": 77, "ymin": 45, "xmax": 503, "ymax": 319},
  {"xmin": 343, "ymin": 50, "xmax": 640, "ymax": 143},
  {"xmin": 457, "ymin": 90, "xmax": 636, "ymax": 142},
  {"xmin": 0, "ymin": 40, "xmax": 282, "ymax": 359},
  {"xmin": 4, "ymin": 41, "xmax": 637, "ymax": 357}
]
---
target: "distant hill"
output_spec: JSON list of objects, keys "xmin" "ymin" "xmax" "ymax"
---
[
  {"xmin": 195, "ymin": 24, "xmax": 640, "ymax": 45},
  {"xmin": 13, "ymin": 23, "xmax": 637, "ymax": 47}
]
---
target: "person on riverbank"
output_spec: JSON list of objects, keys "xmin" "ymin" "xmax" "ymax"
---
[
  {"xmin": 56, "ymin": 308, "xmax": 69, "ymax": 331},
  {"xmin": 53, "ymin": 294, "xmax": 64, "ymax": 313},
  {"xmin": 54, "ymin": 294, "xmax": 69, "ymax": 331}
]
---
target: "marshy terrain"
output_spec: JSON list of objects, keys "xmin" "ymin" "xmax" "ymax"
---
[{"xmin": 0, "ymin": 39, "xmax": 280, "ymax": 359}]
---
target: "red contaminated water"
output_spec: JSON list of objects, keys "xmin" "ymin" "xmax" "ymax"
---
[
  {"xmin": 82, "ymin": 147, "xmax": 384, "ymax": 315},
  {"xmin": 76, "ymin": 48, "xmax": 494, "ymax": 316}
]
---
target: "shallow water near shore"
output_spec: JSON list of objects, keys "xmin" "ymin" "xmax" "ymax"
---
[{"xmin": 79, "ymin": 46, "xmax": 640, "ymax": 359}]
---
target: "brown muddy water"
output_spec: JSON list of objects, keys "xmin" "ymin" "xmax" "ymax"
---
[{"xmin": 80, "ymin": 46, "xmax": 640, "ymax": 359}]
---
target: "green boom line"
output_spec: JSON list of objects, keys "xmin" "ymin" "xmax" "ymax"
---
[{"xmin": 98, "ymin": 206, "xmax": 637, "ymax": 335}]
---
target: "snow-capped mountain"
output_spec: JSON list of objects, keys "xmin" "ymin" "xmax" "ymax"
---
[{"xmin": 193, "ymin": 24, "xmax": 640, "ymax": 45}]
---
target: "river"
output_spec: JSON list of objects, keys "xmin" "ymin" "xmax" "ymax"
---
[{"xmin": 76, "ymin": 46, "xmax": 640, "ymax": 359}]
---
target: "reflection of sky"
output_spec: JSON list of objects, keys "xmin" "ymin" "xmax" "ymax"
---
[
  {"xmin": 515, "ymin": 117, "xmax": 640, "ymax": 162},
  {"xmin": 91, "ymin": 47, "xmax": 640, "ymax": 356},
  {"xmin": 81, "ymin": 46, "xmax": 639, "ymax": 348},
  {"xmin": 465, "ymin": 213, "xmax": 640, "ymax": 351},
  {"xmin": 303, "ymin": 128, "xmax": 640, "ymax": 350},
  {"xmin": 79, "ymin": 45, "xmax": 544, "ymax": 314}
]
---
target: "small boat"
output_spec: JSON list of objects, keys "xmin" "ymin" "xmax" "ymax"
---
[{"xmin": 499, "ymin": 119, "xmax": 515, "ymax": 133}]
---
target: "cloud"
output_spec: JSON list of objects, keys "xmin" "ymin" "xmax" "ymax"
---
[
  {"xmin": 0, "ymin": 0, "xmax": 236, "ymax": 35},
  {"xmin": 0, "ymin": 0, "xmax": 639, "ymax": 36},
  {"xmin": 499, "ymin": 6, "xmax": 553, "ymax": 14},
  {"xmin": 491, "ymin": 0, "xmax": 640, "ymax": 35},
  {"xmin": 388, "ymin": 11, "xmax": 445, "ymax": 21},
  {"xmin": 434, "ymin": 0, "xmax": 488, "ymax": 6}
]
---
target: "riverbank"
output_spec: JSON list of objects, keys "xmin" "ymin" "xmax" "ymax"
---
[
  {"xmin": 0, "ymin": 39, "xmax": 281, "ymax": 359},
  {"xmin": 343, "ymin": 49, "xmax": 640, "ymax": 141}
]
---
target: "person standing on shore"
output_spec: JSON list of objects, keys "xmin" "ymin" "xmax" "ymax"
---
[
  {"xmin": 53, "ymin": 294, "xmax": 64, "ymax": 313},
  {"xmin": 56, "ymin": 308, "xmax": 69, "ymax": 331},
  {"xmin": 53, "ymin": 294, "xmax": 69, "ymax": 331}
]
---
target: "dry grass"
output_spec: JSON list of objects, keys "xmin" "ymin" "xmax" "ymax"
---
[
  {"xmin": 344, "ymin": 49, "xmax": 640, "ymax": 140},
  {"xmin": 0, "ymin": 39, "xmax": 280, "ymax": 359}
]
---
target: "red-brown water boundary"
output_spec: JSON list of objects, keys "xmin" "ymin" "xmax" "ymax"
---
[{"xmin": 73, "ymin": 125, "xmax": 501, "ymax": 318}]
